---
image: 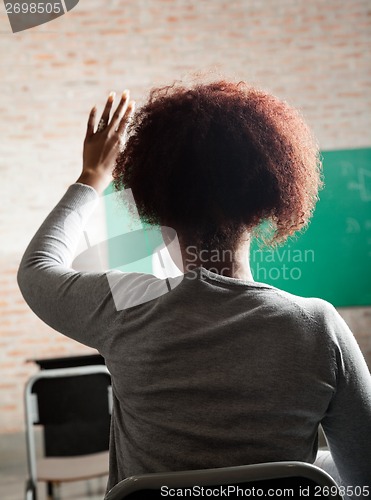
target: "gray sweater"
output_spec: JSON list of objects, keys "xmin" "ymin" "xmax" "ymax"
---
[{"xmin": 18, "ymin": 183, "xmax": 371, "ymax": 491}]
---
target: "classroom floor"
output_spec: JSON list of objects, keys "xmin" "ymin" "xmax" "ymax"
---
[{"xmin": 0, "ymin": 431, "xmax": 107, "ymax": 500}]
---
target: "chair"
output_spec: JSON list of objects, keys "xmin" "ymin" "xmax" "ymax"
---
[
  {"xmin": 24, "ymin": 365, "xmax": 112, "ymax": 500},
  {"xmin": 104, "ymin": 461, "xmax": 343, "ymax": 499}
]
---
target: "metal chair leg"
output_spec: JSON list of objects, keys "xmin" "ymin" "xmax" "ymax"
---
[
  {"xmin": 46, "ymin": 481, "xmax": 53, "ymax": 500},
  {"xmin": 47, "ymin": 481, "xmax": 61, "ymax": 500},
  {"xmin": 25, "ymin": 479, "xmax": 37, "ymax": 500}
]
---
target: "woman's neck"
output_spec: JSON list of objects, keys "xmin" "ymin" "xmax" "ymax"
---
[
  {"xmin": 161, "ymin": 227, "xmax": 254, "ymax": 281},
  {"xmin": 182, "ymin": 244, "xmax": 253, "ymax": 281},
  {"xmin": 173, "ymin": 232, "xmax": 254, "ymax": 281}
]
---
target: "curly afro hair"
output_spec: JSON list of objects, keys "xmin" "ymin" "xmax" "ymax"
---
[{"xmin": 113, "ymin": 80, "xmax": 322, "ymax": 250}]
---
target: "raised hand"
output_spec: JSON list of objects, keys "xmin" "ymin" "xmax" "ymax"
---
[{"xmin": 77, "ymin": 90, "xmax": 135, "ymax": 194}]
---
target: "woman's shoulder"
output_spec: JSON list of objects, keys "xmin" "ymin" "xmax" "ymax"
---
[
  {"xmin": 261, "ymin": 283, "xmax": 336, "ymax": 316},
  {"xmin": 259, "ymin": 283, "xmax": 345, "ymax": 330},
  {"xmin": 261, "ymin": 284, "xmax": 358, "ymax": 350}
]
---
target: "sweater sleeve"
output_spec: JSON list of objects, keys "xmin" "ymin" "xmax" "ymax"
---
[
  {"xmin": 17, "ymin": 183, "xmax": 172, "ymax": 353},
  {"xmin": 17, "ymin": 183, "xmax": 116, "ymax": 352},
  {"xmin": 319, "ymin": 301, "xmax": 371, "ymax": 492}
]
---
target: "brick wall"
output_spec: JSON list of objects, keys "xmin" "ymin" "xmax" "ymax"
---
[{"xmin": 0, "ymin": 0, "xmax": 370, "ymax": 432}]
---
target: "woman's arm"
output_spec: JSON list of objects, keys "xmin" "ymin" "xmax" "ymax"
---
[
  {"xmin": 17, "ymin": 91, "xmax": 137, "ymax": 352},
  {"xmin": 320, "ymin": 303, "xmax": 371, "ymax": 493}
]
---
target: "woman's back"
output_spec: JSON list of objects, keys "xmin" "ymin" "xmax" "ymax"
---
[{"xmin": 93, "ymin": 267, "xmax": 367, "ymax": 489}]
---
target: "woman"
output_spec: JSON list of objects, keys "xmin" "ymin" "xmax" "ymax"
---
[{"xmin": 18, "ymin": 81, "xmax": 371, "ymax": 494}]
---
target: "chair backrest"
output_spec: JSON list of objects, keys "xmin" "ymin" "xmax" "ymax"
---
[
  {"xmin": 104, "ymin": 462, "xmax": 343, "ymax": 500},
  {"xmin": 24, "ymin": 365, "xmax": 112, "ymax": 483}
]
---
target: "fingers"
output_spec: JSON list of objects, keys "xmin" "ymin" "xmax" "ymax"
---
[
  {"xmin": 86, "ymin": 106, "xmax": 97, "ymax": 138},
  {"xmin": 117, "ymin": 100, "xmax": 135, "ymax": 136},
  {"xmin": 107, "ymin": 90, "xmax": 130, "ymax": 132},
  {"xmin": 88, "ymin": 89, "xmax": 133, "ymax": 139},
  {"xmin": 98, "ymin": 91, "xmax": 116, "ymax": 129}
]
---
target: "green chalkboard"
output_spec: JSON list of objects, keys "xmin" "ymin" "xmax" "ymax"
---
[
  {"xmin": 250, "ymin": 148, "xmax": 371, "ymax": 306},
  {"xmin": 105, "ymin": 147, "xmax": 371, "ymax": 307}
]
